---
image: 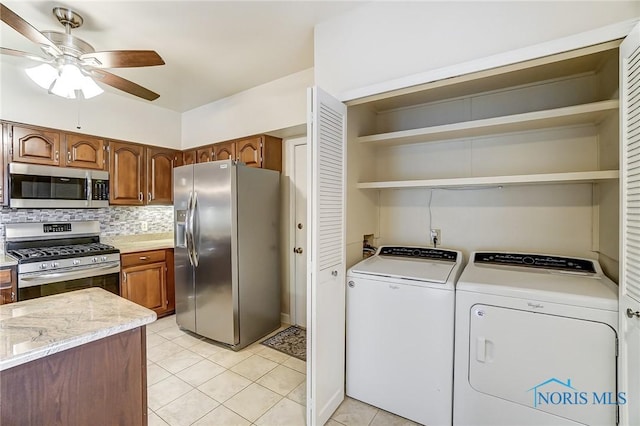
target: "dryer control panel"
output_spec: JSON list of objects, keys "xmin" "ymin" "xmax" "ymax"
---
[
  {"xmin": 379, "ymin": 246, "xmax": 458, "ymax": 262},
  {"xmin": 474, "ymin": 252, "xmax": 596, "ymax": 273}
]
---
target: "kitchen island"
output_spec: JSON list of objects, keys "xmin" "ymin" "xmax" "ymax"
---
[{"xmin": 0, "ymin": 288, "xmax": 156, "ymax": 425}]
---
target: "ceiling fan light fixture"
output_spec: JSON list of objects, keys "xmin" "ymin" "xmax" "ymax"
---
[
  {"xmin": 49, "ymin": 63, "xmax": 84, "ymax": 99},
  {"xmin": 25, "ymin": 64, "xmax": 58, "ymax": 90},
  {"xmin": 50, "ymin": 77, "xmax": 75, "ymax": 99},
  {"xmin": 29, "ymin": 63, "xmax": 103, "ymax": 99},
  {"xmin": 80, "ymin": 75, "xmax": 103, "ymax": 99}
]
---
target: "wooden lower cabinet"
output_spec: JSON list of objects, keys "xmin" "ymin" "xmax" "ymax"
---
[
  {"xmin": 121, "ymin": 249, "xmax": 174, "ymax": 317},
  {"xmin": 0, "ymin": 327, "xmax": 147, "ymax": 425},
  {"xmin": 0, "ymin": 266, "xmax": 16, "ymax": 304}
]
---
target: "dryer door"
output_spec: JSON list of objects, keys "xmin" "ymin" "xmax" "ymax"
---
[{"xmin": 469, "ymin": 304, "xmax": 617, "ymax": 425}]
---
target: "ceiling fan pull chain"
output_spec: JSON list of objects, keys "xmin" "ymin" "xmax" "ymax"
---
[{"xmin": 76, "ymin": 95, "xmax": 82, "ymax": 130}]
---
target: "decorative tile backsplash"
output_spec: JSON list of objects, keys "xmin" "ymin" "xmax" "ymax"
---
[{"xmin": 0, "ymin": 206, "xmax": 174, "ymax": 250}]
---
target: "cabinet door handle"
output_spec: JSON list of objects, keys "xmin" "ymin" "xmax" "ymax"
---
[
  {"xmin": 148, "ymin": 192, "xmax": 152, "ymax": 202},
  {"xmin": 138, "ymin": 192, "xmax": 143, "ymax": 202},
  {"xmin": 55, "ymin": 150, "xmax": 59, "ymax": 161},
  {"xmin": 11, "ymin": 291, "xmax": 15, "ymax": 302},
  {"xmin": 139, "ymin": 256, "xmax": 149, "ymax": 260},
  {"xmin": 122, "ymin": 272, "xmax": 127, "ymax": 283},
  {"xmin": 67, "ymin": 151, "xmax": 71, "ymax": 162}
]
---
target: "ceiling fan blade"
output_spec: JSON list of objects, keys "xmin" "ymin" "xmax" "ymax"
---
[
  {"xmin": 0, "ymin": 4, "xmax": 62, "ymax": 56},
  {"xmin": 81, "ymin": 50, "xmax": 165, "ymax": 68},
  {"xmin": 0, "ymin": 46, "xmax": 51, "ymax": 62},
  {"xmin": 91, "ymin": 69, "xmax": 160, "ymax": 101}
]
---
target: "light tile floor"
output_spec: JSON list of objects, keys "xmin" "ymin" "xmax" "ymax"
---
[{"xmin": 147, "ymin": 314, "xmax": 418, "ymax": 426}]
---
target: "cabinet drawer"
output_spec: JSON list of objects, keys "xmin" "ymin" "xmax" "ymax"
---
[
  {"xmin": 0, "ymin": 269, "xmax": 11, "ymax": 285},
  {"xmin": 121, "ymin": 250, "xmax": 166, "ymax": 267}
]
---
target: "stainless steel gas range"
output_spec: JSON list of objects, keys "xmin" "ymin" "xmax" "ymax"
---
[{"xmin": 4, "ymin": 221, "xmax": 120, "ymax": 301}]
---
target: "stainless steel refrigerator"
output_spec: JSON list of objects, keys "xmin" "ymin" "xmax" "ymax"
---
[{"xmin": 174, "ymin": 160, "xmax": 280, "ymax": 350}]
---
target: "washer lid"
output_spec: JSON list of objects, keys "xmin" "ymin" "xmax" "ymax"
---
[
  {"xmin": 349, "ymin": 256, "xmax": 457, "ymax": 284},
  {"xmin": 457, "ymin": 252, "xmax": 618, "ymax": 311}
]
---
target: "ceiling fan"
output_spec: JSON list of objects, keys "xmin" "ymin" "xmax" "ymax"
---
[{"xmin": 0, "ymin": 3, "xmax": 165, "ymax": 100}]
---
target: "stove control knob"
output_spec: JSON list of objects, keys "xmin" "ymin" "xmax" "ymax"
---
[
  {"xmin": 92, "ymin": 257, "xmax": 98, "ymax": 263},
  {"xmin": 51, "ymin": 262, "xmax": 59, "ymax": 268},
  {"xmin": 73, "ymin": 259, "xmax": 81, "ymax": 265},
  {"xmin": 101, "ymin": 256, "xmax": 108, "ymax": 262},
  {"xmin": 40, "ymin": 263, "xmax": 47, "ymax": 270}
]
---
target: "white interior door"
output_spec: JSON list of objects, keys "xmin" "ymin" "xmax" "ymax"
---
[
  {"xmin": 293, "ymin": 141, "xmax": 308, "ymax": 328},
  {"xmin": 620, "ymin": 22, "xmax": 640, "ymax": 426},
  {"xmin": 306, "ymin": 86, "xmax": 347, "ymax": 426}
]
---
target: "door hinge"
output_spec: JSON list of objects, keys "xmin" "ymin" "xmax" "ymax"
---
[{"xmin": 616, "ymin": 405, "xmax": 619, "ymax": 425}]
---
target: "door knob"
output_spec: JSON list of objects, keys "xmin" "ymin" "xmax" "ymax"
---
[
  {"xmin": 626, "ymin": 308, "xmax": 640, "ymax": 319},
  {"xmin": 297, "ymin": 223, "xmax": 304, "ymax": 230},
  {"xmin": 293, "ymin": 247, "xmax": 303, "ymax": 254}
]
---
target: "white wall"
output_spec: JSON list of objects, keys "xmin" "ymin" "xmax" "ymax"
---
[
  {"xmin": 314, "ymin": 1, "xmax": 640, "ymax": 98},
  {"xmin": 0, "ymin": 60, "xmax": 181, "ymax": 148},
  {"xmin": 181, "ymin": 68, "xmax": 313, "ymax": 149}
]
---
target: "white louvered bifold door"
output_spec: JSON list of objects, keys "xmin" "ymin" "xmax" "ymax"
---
[
  {"xmin": 620, "ymin": 22, "xmax": 640, "ymax": 426},
  {"xmin": 306, "ymin": 87, "xmax": 347, "ymax": 426}
]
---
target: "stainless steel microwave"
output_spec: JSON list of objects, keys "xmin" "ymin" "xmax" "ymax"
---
[{"xmin": 9, "ymin": 162, "xmax": 109, "ymax": 208}]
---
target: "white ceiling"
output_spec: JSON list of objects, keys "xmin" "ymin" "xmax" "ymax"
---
[{"xmin": 1, "ymin": 1, "xmax": 362, "ymax": 112}]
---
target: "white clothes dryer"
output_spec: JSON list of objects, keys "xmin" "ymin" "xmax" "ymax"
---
[
  {"xmin": 346, "ymin": 246, "xmax": 464, "ymax": 426},
  {"xmin": 453, "ymin": 252, "xmax": 619, "ymax": 426}
]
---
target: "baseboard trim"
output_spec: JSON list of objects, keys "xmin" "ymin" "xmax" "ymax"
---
[{"xmin": 281, "ymin": 313, "xmax": 291, "ymax": 325}]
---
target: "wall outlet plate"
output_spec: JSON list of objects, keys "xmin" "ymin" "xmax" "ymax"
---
[
  {"xmin": 141, "ymin": 221, "xmax": 148, "ymax": 232},
  {"xmin": 430, "ymin": 228, "xmax": 441, "ymax": 245}
]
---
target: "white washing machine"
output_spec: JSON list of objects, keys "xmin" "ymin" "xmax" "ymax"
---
[
  {"xmin": 346, "ymin": 245, "xmax": 464, "ymax": 426},
  {"xmin": 453, "ymin": 252, "xmax": 619, "ymax": 426}
]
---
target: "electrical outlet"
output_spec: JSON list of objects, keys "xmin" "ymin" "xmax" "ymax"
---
[
  {"xmin": 141, "ymin": 221, "xmax": 148, "ymax": 232},
  {"xmin": 430, "ymin": 228, "xmax": 441, "ymax": 245}
]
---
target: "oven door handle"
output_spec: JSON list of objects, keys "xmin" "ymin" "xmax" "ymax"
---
[{"xmin": 18, "ymin": 263, "xmax": 121, "ymax": 288}]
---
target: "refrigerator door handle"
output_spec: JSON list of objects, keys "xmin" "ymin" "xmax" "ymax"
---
[
  {"xmin": 185, "ymin": 191, "xmax": 195, "ymax": 267},
  {"xmin": 191, "ymin": 191, "xmax": 199, "ymax": 267}
]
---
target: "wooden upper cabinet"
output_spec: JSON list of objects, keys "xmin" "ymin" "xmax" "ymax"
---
[
  {"xmin": 182, "ymin": 150, "xmax": 196, "ymax": 166},
  {"xmin": 174, "ymin": 152, "xmax": 184, "ymax": 168},
  {"xmin": 236, "ymin": 136, "xmax": 262, "ymax": 168},
  {"xmin": 235, "ymin": 135, "xmax": 282, "ymax": 171},
  {"xmin": 146, "ymin": 147, "xmax": 174, "ymax": 205},
  {"xmin": 196, "ymin": 146, "xmax": 213, "ymax": 163},
  {"xmin": 11, "ymin": 125, "xmax": 61, "ymax": 166},
  {"xmin": 109, "ymin": 141, "xmax": 145, "ymax": 206},
  {"xmin": 64, "ymin": 134, "xmax": 105, "ymax": 170},
  {"xmin": 213, "ymin": 141, "xmax": 236, "ymax": 162}
]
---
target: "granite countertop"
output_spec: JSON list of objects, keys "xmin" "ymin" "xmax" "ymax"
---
[
  {"xmin": 0, "ymin": 254, "xmax": 18, "ymax": 268},
  {"xmin": 0, "ymin": 288, "xmax": 156, "ymax": 371},
  {"xmin": 102, "ymin": 232, "xmax": 174, "ymax": 254}
]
